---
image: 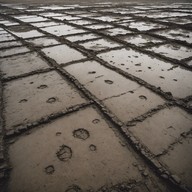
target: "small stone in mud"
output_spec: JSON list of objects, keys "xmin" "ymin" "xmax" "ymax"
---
[
  {"xmin": 139, "ymin": 95, "xmax": 147, "ymax": 100},
  {"xmin": 46, "ymin": 97, "xmax": 57, "ymax": 103},
  {"xmin": 142, "ymin": 171, "xmax": 148, "ymax": 177},
  {"xmin": 56, "ymin": 145, "xmax": 72, "ymax": 161},
  {"xmin": 37, "ymin": 84, "xmax": 48, "ymax": 89},
  {"xmin": 92, "ymin": 119, "xmax": 100, "ymax": 124},
  {"xmin": 73, "ymin": 128, "xmax": 90, "ymax": 140},
  {"xmin": 89, "ymin": 144, "xmax": 97, "ymax": 151},
  {"xmin": 65, "ymin": 185, "xmax": 82, "ymax": 192},
  {"xmin": 19, "ymin": 99, "xmax": 28, "ymax": 103},
  {"xmin": 104, "ymin": 80, "xmax": 113, "ymax": 84},
  {"xmin": 45, "ymin": 165, "xmax": 55, "ymax": 174}
]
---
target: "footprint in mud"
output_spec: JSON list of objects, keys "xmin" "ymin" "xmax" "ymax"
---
[
  {"xmin": 30, "ymin": 82, "xmax": 34, "ymax": 84},
  {"xmin": 88, "ymin": 71, "xmax": 96, "ymax": 74},
  {"xmin": 19, "ymin": 99, "xmax": 28, "ymax": 103},
  {"xmin": 139, "ymin": 95, "xmax": 147, "ymax": 100},
  {"xmin": 65, "ymin": 185, "xmax": 82, "ymax": 192},
  {"xmin": 56, "ymin": 132, "xmax": 62, "ymax": 136},
  {"xmin": 37, "ymin": 84, "xmax": 48, "ymax": 89},
  {"xmin": 104, "ymin": 80, "xmax": 113, "ymax": 84},
  {"xmin": 129, "ymin": 91, "xmax": 134, "ymax": 94},
  {"xmin": 159, "ymin": 76, "xmax": 165, "ymax": 79},
  {"xmin": 46, "ymin": 97, "xmax": 57, "ymax": 104},
  {"xmin": 73, "ymin": 128, "xmax": 90, "ymax": 140},
  {"xmin": 135, "ymin": 63, "xmax": 141, "ymax": 66},
  {"xmin": 45, "ymin": 165, "xmax": 55, "ymax": 175},
  {"xmin": 56, "ymin": 145, "xmax": 72, "ymax": 162},
  {"xmin": 173, "ymin": 79, "xmax": 178, "ymax": 81},
  {"xmin": 89, "ymin": 144, "xmax": 97, "ymax": 152},
  {"xmin": 92, "ymin": 119, "xmax": 100, "ymax": 124}
]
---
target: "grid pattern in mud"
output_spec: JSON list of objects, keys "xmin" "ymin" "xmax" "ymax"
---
[{"xmin": 0, "ymin": 2, "xmax": 192, "ymax": 192}]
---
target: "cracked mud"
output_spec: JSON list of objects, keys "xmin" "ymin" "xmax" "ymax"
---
[{"xmin": 0, "ymin": 1, "xmax": 192, "ymax": 192}]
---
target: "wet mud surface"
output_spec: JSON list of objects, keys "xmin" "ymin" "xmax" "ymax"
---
[{"xmin": 0, "ymin": 1, "xmax": 192, "ymax": 192}]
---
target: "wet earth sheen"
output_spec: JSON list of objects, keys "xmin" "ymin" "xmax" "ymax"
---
[{"xmin": 0, "ymin": 1, "xmax": 192, "ymax": 192}]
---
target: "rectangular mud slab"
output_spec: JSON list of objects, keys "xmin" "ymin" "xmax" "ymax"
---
[
  {"xmin": 0, "ymin": 33, "xmax": 16, "ymax": 42},
  {"xmin": 31, "ymin": 21, "xmax": 62, "ymax": 28},
  {"xmin": 0, "ymin": 41, "xmax": 22, "ymax": 49},
  {"xmin": 65, "ymin": 33, "xmax": 101, "ymax": 42},
  {"xmin": 65, "ymin": 60, "xmax": 140, "ymax": 100},
  {"xmin": 153, "ymin": 29, "xmax": 192, "ymax": 44},
  {"xmin": 79, "ymin": 38, "xmax": 121, "ymax": 51},
  {"xmin": 41, "ymin": 25, "xmax": 87, "ymax": 36},
  {"xmin": 146, "ymin": 44, "xmax": 192, "ymax": 60},
  {"xmin": 0, "ymin": 47, "xmax": 30, "ymax": 57},
  {"xmin": 101, "ymin": 28, "xmax": 133, "ymax": 36},
  {"xmin": 26, "ymin": 37, "xmax": 60, "ymax": 47},
  {"xmin": 98, "ymin": 48, "xmax": 192, "ymax": 98},
  {"xmin": 7, "ymin": 106, "xmax": 144, "ymax": 192},
  {"xmin": 42, "ymin": 44, "xmax": 85, "ymax": 64},
  {"xmin": 119, "ymin": 34, "xmax": 163, "ymax": 47},
  {"xmin": 8, "ymin": 26, "xmax": 44, "ymax": 39},
  {"xmin": 159, "ymin": 133, "xmax": 192, "ymax": 188},
  {"xmin": 128, "ymin": 21, "xmax": 166, "ymax": 31},
  {"xmin": 0, "ymin": 52, "xmax": 50, "ymax": 79},
  {"xmin": 3, "ymin": 70, "xmax": 87, "ymax": 130},
  {"xmin": 129, "ymin": 107, "xmax": 192, "ymax": 156},
  {"xmin": 103, "ymin": 86, "xmax": 165, "ymax": 123}
]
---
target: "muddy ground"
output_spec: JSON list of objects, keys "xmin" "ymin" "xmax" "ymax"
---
[{"xmin": 0, "ymin": 1, "xmax": 192, "ymax": 192}]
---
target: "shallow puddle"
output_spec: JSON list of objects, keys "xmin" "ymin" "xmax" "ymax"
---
[
  {"xmin": 153, "ymin": 29, "xmax": 192, "ymax": 44},
  {"xmin": 101, "ymin": 28, "xmax": 132, "ymax": 36},
  {"xmin": 147, "ymin": 43, "xmax": 192, "ymax": 60},
  {"xmin": 98, "ymin": 48, "xmax": 192, "ymax": 98},
  {"xmin": 84, "ymin": 24, "xmax": 113, "ymax": 30},
  {"xmin": 69, "ymin": 19, "xmax": 97, "ymax": 26},
  {"xmin": 129, "ymin": 21, "xmax": 166, "ymax": 31},
  {"xmin": 119, "ymin": 34, "xmax": 163, "ymax": 46},
  {"xmin": 79, "ymin": 38, "xmax": 120, "ymax": 51},
  {"xmin": 53, "ymin": 15, "xmax": 81, "ymax": 21},
  {"xmin": 158, "ymin": 17, "xmax": 192, "ymax": 25}
]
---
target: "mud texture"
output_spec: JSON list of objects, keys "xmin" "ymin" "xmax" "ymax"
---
[{"xmin": 0, "ymin": 1, "xmax": 192, "ymax": 192}]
